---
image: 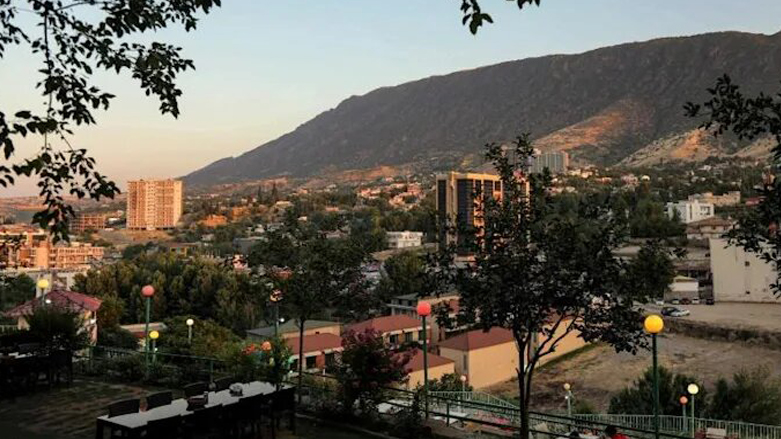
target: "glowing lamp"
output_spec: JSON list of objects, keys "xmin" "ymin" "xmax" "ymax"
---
[
  {"xmin": 141, "ymin": 285, "xmax": 155, "ymax": 297},
  {"xmin": 644, "ymin": 314, "xmax": 664, "ymax": 334},
  {"xmin": 186, "ymin": 318, "xmax": 194, "ymax": 327},
  {"xmin": 416, "ymin": 301, "xmax": 431, "ymax": 317},
  {"xmin": 261, "ymin": 341, "xmax": 272, "ymax": 352},
  {"xmin": 149, "ymin": 330, "xmax": 160, "ymax": 340},
  {"xmin": 680, "ymin": 396, "xmax": 688, "ymax": 405},
  {"xmin": 37, "ymin": 278, "xmax": 50, "ymax": 290},
  {"xmin": 270, "ymin": 290, "xmax": 283, "ymax": 302},
  {"xmin": 460, "ymin": 375, "xmax": 467, "ymax": 383},
  {"xmin": 687, "ymin": 383, "xmax": 699, "ymax": 395},
  {"xmin": 563, "ymin": 383, "xmax": 571, "ymax": 391}
]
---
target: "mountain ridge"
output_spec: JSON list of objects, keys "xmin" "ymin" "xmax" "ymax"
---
[{"xmin": 185, "ymin": 30, "xmax": 781, "ymax": 185}]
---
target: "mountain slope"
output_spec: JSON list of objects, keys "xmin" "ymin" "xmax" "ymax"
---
[{"xmin": 186, "ymin": 30, "xmax": 781, "ymax": 185}]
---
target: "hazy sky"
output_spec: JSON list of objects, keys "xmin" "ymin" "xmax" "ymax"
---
[{"xmin": 2, "ymin": 0, "xmax": 781, "ymax": 196}]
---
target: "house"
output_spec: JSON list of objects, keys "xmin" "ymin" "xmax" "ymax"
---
[
  {"xmin": 665, "ymin": 200, "xmax": 715, "ymax": 224},
  {"xmin": 710, "ymin": 238, "xmax": 778, "ymax": 303},
  {"xmin": 199, "ymin": 214, "xmax": 228, "ymax": 228},
  {"xmin": 120, "ymin": 322, "xmax": 167, "ymax": 350},
  {"xmin": 246, "ymin": 320, "xmax": 341, "ymax": 342},
  {"xmin": 347, "ymin": 315, "xmax": 424, "ymax": 347},
  {"xmin": 402, "ymin": 349, "xmax": 455, "ymax": 390},
  {"xmin": 386, "ymin": 231, "xmax": 423, "ymax": 249},
  {"xmin": 285, "ymin": 333, "xmax": 343, "ymax": 372},
  {"xmin": 685, "ymin": 217, "xmax": 734, "ymax": 241},
  {"xmin": 4, "ymin": 290, "xmax": 102, "ymax": 344},
  {"xmin": 388, "ymin": 293, "xmax": 461, "ymax": 343},
  {"xmin": 667, "ymin": 275, "xmax": 699, "ymax": 301}
]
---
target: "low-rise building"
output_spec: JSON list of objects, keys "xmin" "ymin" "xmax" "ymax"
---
[
  {"xmin": 347, "ymin": 315, "xmax": 424, "ymax": 347},
  {"xmin": 70, "ymin": 213, "xmax": 107, "ymax": 233},
  {"xmin": 4, "ymin": 290, "xmax": 101, "ymax": 343},
  {"xmin": 388, "ymin": 293, "xmax": 461, "ymax": 343},
  {"xmin": 665, "ymin": 200, "xmax": 715, "ymax": 224},
  {"xmin": 386, "ymin": 231, "xmax": 424, "ymax": 249},
  {"xmin": 246, "ymin": 320, "xmax": 341, "ymax": 342},
  {"xmin": 685, "ymin": 217, "xmax": 734, "ymax": 241},
  {"xmin": 438, "ymin": 328, "xmax": 518, "ymax": 389},
  {"xmin": 710, "ymin": 238, "xmax": 778, "ymax": 302},
  {"xmin": 199, "ymin": 214, "xmax": 228, "ymax": 228},
  {"xmin": 667, "ymin": 275, "xmax": 699, "ymax": 301},
  {"xmin": 402, "ymin": 349, "xmax": 455, "ymax": 390},
  {"xmin": 285, "ymin": 333, "xmax": 343, "ymax": 372},
  {"xmin": 688, "ymin": 191, "xmax": 741, "ymax": 207}
]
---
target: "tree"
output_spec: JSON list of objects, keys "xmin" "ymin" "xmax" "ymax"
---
[
  {"xmin": 629, "ymin": 240, "xmax": 678, "ymax": 301},
  {"xmin": 609, "ymin": 366, "xmax": 707, "ymax": 417},
  {"xmin": 1, "ymin": 1, "xmax": 220, "ymax": 241},
  {"xmin": 0, "ymin": 273, "xmax": 35, "ymax": 313},
  {"xmin": 26, "ymin": 305, "xmax": 89, "ymax": 352},
  {"xmin": 685, "ymin": 75, "xmax": 781, "ymax": 296},
  {"xmin": 335, "ymin": 329, "xmax": 411, "ymax": 415},
  {"xmin": 457, "ymin": 0, "xmax": 541, "ymax": 34},
  {"xmin": 426, "ymin": 134, "xmax": 656, "ymax": 439},
  {"xmin": 427, "ymin": 373, "xmax": 473, "ymax": 393},
  {"xmin": 709, "ymin": 367, "xmax": 781, "ymax": 424},
  {"xmin": 249, "ymin": 222, "xmax": 370, "ymax": 403},
  {"xmin": 375, "ymin": 251, "xmax": 426, "ymax": 302},
  {"xmin": 97, "ymin": 325, "xmax": 138, "ymax": 350},
  {"xmin": 160, "ymin": 315, "xmax": 239, "ymax": 358}
]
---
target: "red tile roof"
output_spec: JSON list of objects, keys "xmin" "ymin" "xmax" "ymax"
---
[
  {"xmin": 4, "ymin": 290, "xmax": 102, "ymax": 317},
  {"xmin": 438, "ymin": 327, "xmax": 514, "ymax": 351},
  {"xmin": 285, "ymin": 333, "xmax": 343, "ymax": 356},
  {"xmin": 402, "ymin": 349, "xmax": 454, "ymax": 373},
  {"xmin": 348, "ymin": 315, "xmax": 422, "ymax": 334}
]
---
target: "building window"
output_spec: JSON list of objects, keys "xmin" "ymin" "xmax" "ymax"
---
[
  {"xmin": 405, "ymin": 332, "xmax": 413, "ymax": 343},
  {"xmin": 389, "ymin": 334, "xmax": 398, "ymax": 345},
  {"xmin": 745, "ymin": 261, "xmax": 750, "ymax": 267},
  {"xmin": 306, "ymin": 356, "xmax": 316, "ymax": 370},
  {"xmin": 463, "ymin": 354, "xmax": 468, "ymax": 371},
  {"xmin": 418, "ymin": 330, "xmax": 424, "ymax": 340}
]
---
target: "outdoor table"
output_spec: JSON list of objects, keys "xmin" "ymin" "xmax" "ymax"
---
[{"xmin": 95, "ymin": 381, "xmax": 291, "ymax": 439}]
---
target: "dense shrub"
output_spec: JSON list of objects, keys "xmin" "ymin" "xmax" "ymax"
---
[{"xmin": 98, "ymin": 326, "xmax": 139, "ymax": 350}]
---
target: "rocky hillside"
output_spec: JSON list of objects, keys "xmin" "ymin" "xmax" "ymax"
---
[{"xmin": 186, "ymin": 30, "xmax": 781, "ymax": 185}]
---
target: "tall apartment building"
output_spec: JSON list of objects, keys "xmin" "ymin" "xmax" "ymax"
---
[
  {"xmin": 436, "ymin": 172, "xmax": 503, "ymax": 247},
  {"xmin": 530, "ymin": 151, "xmax": 570, "ymax": 174},
  {"xmin": 70, "ymin": 212, "xmax": 107, "ymax": 233},
  {"xmin": 126, "ymin": 179, "xmax": 183, "ymax": 230}
]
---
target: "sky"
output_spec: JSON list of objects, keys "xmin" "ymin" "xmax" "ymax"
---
[{"xmin": 2, "ymin": 0, "xmax": 781, "ymax": 196}]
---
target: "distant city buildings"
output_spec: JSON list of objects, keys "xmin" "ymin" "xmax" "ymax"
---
[
  {"xmin": 530, "ymin": 151, "xmax": 569, "ymax": 174},
  {"xmin": 199, "ymin": 214, "xmax": 228, "ymax": 228},
  {"xmin": 386, "ymin": 231, "xmax": 423, "ymax": 249},
  {"xmin": 436, "ymin": 172, "xmax": 503, "ymax": 247},
  {"xmin": 688, "ymin": 191, "xmax": 741, "ymax": 207},
  {"xmin": 126, "ymin": 179, "xmax": 183, "ymax": 230},
  {"xmin": 665, "ymin": 199, "xmax": 715, "ymax": 224},
  {"xmin": 70, "ymin": 212, "xmax": 107, "ymax": 233},
  {"xmin": 710, "ymin": 238, "xmax": 777, "ymax": 303},
  {"xmin": 0, "ymin": 225, "xmax": 104, "ymax": 269},
  {"xmin": 685, "ymin": 217, "xmax": 734, "ymax": 241}
]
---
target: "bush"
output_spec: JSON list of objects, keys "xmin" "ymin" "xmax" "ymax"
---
[
  {"xmin": 105, "ymin": 355, "xmax": 145, "ymax": 382},
  {"xmin": 610, "ymin": 366, "xmax": 707, "ymax": 416},
  {"xmin": 26, "ymin": 306, "xmax": 89, "ymax": 352},
  {"xmin": 98, "ymin": 326, "xmax": 139, "ymax": 350},
  {"xmin": 708, "ymin": 367, "xmax": 781, "ymax": 424}
]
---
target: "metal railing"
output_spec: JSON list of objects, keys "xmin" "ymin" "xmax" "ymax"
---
[
  {"xmin": 78, "ymin": 345, "xmax": 227, "ymax": 382},
  {"xmin": 575, "ymin": 414, "xmax": 781, "ymax": 439}
]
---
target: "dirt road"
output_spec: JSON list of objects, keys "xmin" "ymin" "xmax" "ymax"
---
[{"xmin": 647, "ymin": 303, "xmax": 781, "ymax": 332}]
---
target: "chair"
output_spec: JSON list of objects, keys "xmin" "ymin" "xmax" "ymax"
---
[
  {"xmin": 232, "ymin": 395, "xmax": 266, "ymax": 439},
  {"xmin": 213, "ymin": 376, "xmax": 233, "ymax": 391},
  {"xmin": 49, "ymin": 350, "xmax": 73, "ymax": 385},
  {"xmin": 108, "ymin": 398, "xmax": 141, "ymax": 417},
  {"xmin": 184, "ymin": 404, "xmax": 223, "ymax": 439},
  {"xmin": 145, "ymin": 415, "xmax": 181, "ymax": 439},
  {"xmin": 270, "ymin": 387, "xmax": 296, "ymax": 433},
  {"xmin": 146, "ymin": 391, "xmax": 173, "ymax": 410},
  {"xmin": 183, "ymin": 382, "xmax": 208, "ymax": 398}
]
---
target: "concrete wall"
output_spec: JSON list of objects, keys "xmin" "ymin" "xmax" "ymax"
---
[
  {"xmin": 710, "ymin": 238, "xmax": 777, "ymax": 303},
  {"xmin": 406, "ymin": 362, "xmax": 455, "ymax": 390}
]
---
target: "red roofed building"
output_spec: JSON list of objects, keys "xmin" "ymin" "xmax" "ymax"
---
[
  {"xmin": 438, "ymin": 327, "xmax": 517, "ymax": 388},
  {"xmin": 3, "ymin": 290, "xmax": 102, "ymax": 343},
  {"xmin": 285, "ymin": 333, "xmax": 344, "ymax": 372},
  {"xmin": 401, "ymin": 349, "xmax": 455, "ymax": 390},
  {"xmin": 347, "ymin": 315, "xmax": 424, "ymax": 347}
]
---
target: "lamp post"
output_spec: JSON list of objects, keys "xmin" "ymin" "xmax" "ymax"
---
[
  {"xmin": 679, "ymin": 396, "xmax": 688, "ymax": 434},
  {"xmin": 149, "ymin": 330, "xmax": 159, "ymax": 364},
  {"xmin": 37, "ymin": 278, "xmax": 50, "ymax": 303},
  {"xmin": 460, "ymin": 374, "xmax": 467, "ymax": 411},
  {"xmin": 688, "ymin": 383, "xmax": 699, "ymax": 438},
  {"xmin": 564, "ymin": 383, "xmax": 574, "ymax": 418},
  {"xmin": 141, "ymin": 285, "xmax": 155, "ymax": 364},
  {"xmin": 270, "ymin": 290, "xmax": 282, "ymax": 337},
  {"xmin": 186, "ymin": 318, "xmax": 194, "ymax": 344},
  {"xmin": 417, "ymin": 301, "xmax": 431, "ymax": 419},
  {"xmin": 644, "ymin": 314, "xmax": 664, "ymax": 439}
]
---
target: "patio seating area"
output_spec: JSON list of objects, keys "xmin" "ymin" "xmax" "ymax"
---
[{"xmin": 0, "ymin": 343, "xmax": 74, "ymax": 398}]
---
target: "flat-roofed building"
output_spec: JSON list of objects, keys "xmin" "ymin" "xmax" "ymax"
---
[
  {"xmin": 436, "ymin": 172, "xmax": 503, "ymax": 248},
  {"xmin": 70, "ymin": 213, "xmax": 107, "ymax": 233},
  {"xmin": 665, "ymin": 199, "xmax": 715, "ymax": 224},
  {"xmin": 710, "ymin": 238, "xmax": 778, "ymax": 303},
  {"xmin": 386, "ymin": 231, "xmax": 423, "ymax": 249},
  {"xmin": 402, "ymin": 349, "xmax": 455, "ymax": 390},
  {"xmin": 285, "ymin": 333, "xmax": 343, "ymax": 372},
  {"xmin": 246, "ymin": 319, "xmax": 341, "ymax": 342},
  {"xmin": 347, "ymin": 315, "xmax": 424, "ymax": 347},
  {"xmin": 127, "ymin": 179, "xmax": 183, "ymax": 230}
]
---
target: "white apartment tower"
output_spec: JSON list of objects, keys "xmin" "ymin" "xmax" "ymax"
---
[{"xmin": 126, "ymin": 179, "xmax": 183, "ymax": 230}]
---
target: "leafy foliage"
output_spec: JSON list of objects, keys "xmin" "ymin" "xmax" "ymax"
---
[
  {"xmin": 426, "ymin": 134, "xmax": 656, "ymax": 439},
  {"xmin": 25, "ymin": 305, "xmax": 89, "ymax": 352},
  {"xmin": 686, "ymin": 75, "xmax": 781, "ymax": 296},
  {"xmin": 458, "ymin": 0, "xmax": 541, "ymax": 34},
  {"xmin": 0, "ymin": 0, "xmax": 219, "ymax": 241},
  {"xmin": 0, "ymin": 273, "xmax": 35, "ymax": 314},
  {"xmin": 335, "ymin": 329, "xmax": 411, "ymax": 415},
  {"xmin": 97, "ymin": 325, "xmax": 138, "ymax": 350},
  {"xmin": 426, "ymin": 373, "xmax": 473, "ymax": 392},
  {"xmin": 160, "ymin": 315, "xmax": 239, "ymax": 358},
  {"xmin": 375, "ymin": 251, "xmax": 426, "ymax": 302},
  {"xmin": 709, "ymin": 367, "xmax": 781, "ymax": 424},
  {"xmin": 609, "ymin": 366, "xmax": 707, "ymax": 417}
]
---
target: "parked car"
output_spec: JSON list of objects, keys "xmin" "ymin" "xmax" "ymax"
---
[
  {"xmin": 670, "ymin": 299, "xmax": 680, "ymax": 305},
  {"xmin": 654, "ymin": 299, "xmax": 665, "ymax": 306},
  {"xmin": 661, "ymin": 306, "xmax": 690, "ymax": 317},
  {"xmin": 706, "ymin": 298, "xmax": 715, "ymax": 305},
  {"xmin": 691, "ymin": 298, "xmax": 700, "ymax": 305},
  {"xmin": 680, "ymin": 298, "xmax": 691, "ymax": 305}
]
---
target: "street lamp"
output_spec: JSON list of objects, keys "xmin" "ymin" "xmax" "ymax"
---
[
  {"xmin": 149, "ymin": 330, "xmax": 160, "ymax": 364},
  {"xmin": 270, "ymin": 290, "xmax": 283, "ymax": 337},
  {"xmin": 688, "ymin": 383, "xmax": 699, "ymax": 437},
  {"xmin": 644, "ymin": 314, "xmax": 664, "ymax": 439},
  {"xmin": 679, "ymin": 396, "xmax": 688, "ymax": 433},
  {"xmin": 37, "ymin": 278, "xmax": 50, "ymax": 303},
  {"xmin": 186, "ymin": 318, "xmax": 195, "ymax": 344},
  {"xmin": 417, "ymin": 301, "xmax": 431, "ymax": 419},
  {"xmin": 460, "ymin": 374, "xmax": 467, "ymax": 411},
  {"xmin": 564, "ymin": 383, "xmax": 574, "ymax": 418},
  {"xmin": 141, "ymin": 285, "xmax": 155, "ymax": 364}
]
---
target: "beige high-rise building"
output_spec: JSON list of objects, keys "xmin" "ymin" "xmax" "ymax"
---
[
  {"xmin": 435, "ymin": 172, "xmax": 503, "ymax": 247},
  {"xmin": 126, "ymin": 179, "xmax": 183, "ymax": 230}
]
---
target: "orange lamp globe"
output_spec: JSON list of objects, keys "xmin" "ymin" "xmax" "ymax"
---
[
  {"xmin": 261, "ymin": 341, "xmax": 272, "ymax": 352},
  {"xmin": 149, "ymin": 330, "xmax": 159, "ymax": 340},
  {"xmin": 141, "ymin": 285, "xmax": 155, "ymax": 297},
  {"xmin": 416, "ymin": 301, "xmax": 431, "ymax": 317},
  {"xmin": 644, "ymin": 314, "xmax": 664, "ymax": 334},
  {"xmin": 680, "ymin": 396, "xmax": 688, "ymax": 405}
]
